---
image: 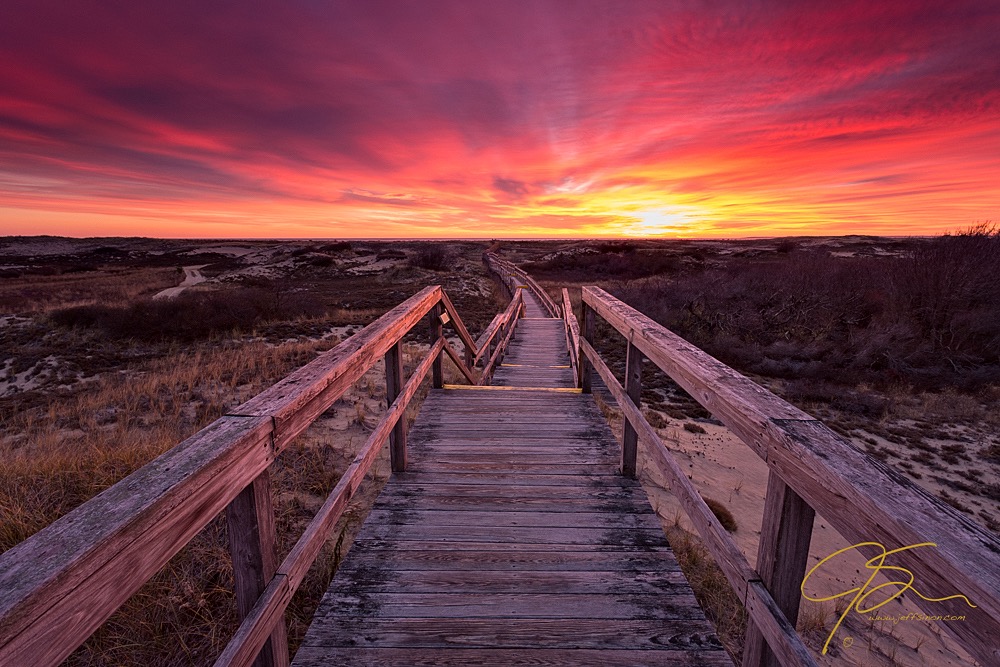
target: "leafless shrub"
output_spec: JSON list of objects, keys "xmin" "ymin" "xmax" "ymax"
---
[{"xmin": 613, "ymin": 226, "xmax": 1000, "ymax": 392}]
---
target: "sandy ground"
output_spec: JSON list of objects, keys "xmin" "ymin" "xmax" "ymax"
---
[
  {"xmin": 631, "ymin": 412, "xmax": 979, "ymax": 666},
  {"xmin": 152, "ymin": 265, "xmax": 208, "ymax": 299}
]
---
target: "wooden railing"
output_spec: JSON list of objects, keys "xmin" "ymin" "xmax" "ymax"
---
[
  {"xmin": 476, "ymin": 289, "xmax": 524, "ymax": 386},
  {"xmin": 0, "ymin": 285, "xmax": 514, "ymax": 667},
  {"xmin": 483, "ymin": 251, "xmax": 559, "ymax": 317},
  {"xmin": 577, "ymin": 285, "xmax": 1000, "ymax": 667},
  {"xmin": 561, "ymin": 288, "xmax": 581, "ymax": 388}
]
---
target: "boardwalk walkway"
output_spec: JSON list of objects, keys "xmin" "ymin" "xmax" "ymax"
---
[{"xmin": 291, "ymin": 292, "xmax": 732, "ymax": 666}]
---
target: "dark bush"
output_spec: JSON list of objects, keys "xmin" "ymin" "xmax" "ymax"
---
[
  {"xmin": 410, "ymin": 246, "xmax": 450, "ymax": 271},
  {"xmin": 319, "ymin": 242, "xmax": 352, "ymax": 252},
  {"xmin": 703, "ymin": 498, "xmax": 738, "ymax": 532},
  {"xmin": 525, "ymin": 249, "xmax": 679, "ymax": 281},
  {"xmin": 50, "ymin": 287, "xmax": 325, "ymax": 342},
  {"xmin": 611, "ymin": 226, "xmax": 1000, "ymax": 391}
]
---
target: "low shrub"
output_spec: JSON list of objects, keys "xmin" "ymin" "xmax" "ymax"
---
[
  {"xmin": 702, "ymin": 498, "xmax": 738, "ymax": 532},
  {"xmin": 51, "ymin": 287, "xmax": 325, "ymax": 342},
  {"xmin": 612, "ymin": 225, "xmax": 1000, "ymax": 392},
  {"xmin": 410, "ymin": 246, "xmax": 450, "ymax": 271}
]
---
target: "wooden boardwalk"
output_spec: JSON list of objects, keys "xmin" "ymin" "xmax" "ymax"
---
[{"xmin": 291, "ymin": 293, "xmax": 732, "ymax": 666}]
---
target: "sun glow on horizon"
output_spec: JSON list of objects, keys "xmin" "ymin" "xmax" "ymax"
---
[{"xmin": 1, "ymin": 2, "xmax": 997, "ymax": 239}]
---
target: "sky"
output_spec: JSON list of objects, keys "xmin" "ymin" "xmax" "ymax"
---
[{"xmin": 1, "ymin": 1, "xmax": 998, "ymax": 239}]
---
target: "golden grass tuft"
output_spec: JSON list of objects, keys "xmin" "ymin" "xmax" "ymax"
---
[{"xmin": 664, "ymin": 522, "xmax": 747, "ymax": 662}]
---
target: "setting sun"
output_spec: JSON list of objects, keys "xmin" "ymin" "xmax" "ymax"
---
[{"xmin": 1, "ymin": 2, "xmax": 997, "ymax": 238}]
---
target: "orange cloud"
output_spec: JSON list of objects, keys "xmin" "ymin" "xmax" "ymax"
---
[{"xmin": 1, "ymin": 1, "xmax": 997, "ymax": 238}]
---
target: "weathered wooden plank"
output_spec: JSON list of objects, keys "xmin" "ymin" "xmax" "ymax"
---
[
  {"xmin": 299, "ymin": 617, "xmax": 718, "ymax": 650},
  {"xmin": 356, "ymin": 523, "xmax": 670, "ymax": 547},
  {"xmin": 326, "ymin": 569, "xmax": 690, "ymax": 595},
  {"xmin": 406, "ymin": 454, "xmax": 617, "ymax": 468},
  {"xmin": 357, "ymin": 496, "xmax": 655, "ymax": 515},
  {"xmin": 743, "ymin": 473, "xmax": 815, "ymax": 667},
  {"xmin": 402, "ymin": 462, "xmax": 614, "ymax": 475},
  {"xmin": 364, "ymin": 510, "xmax": 664, "ymax": 530},
  {"xmin": 315, "ymin": 592, "xmax": 702, "ymax": 620},
  {"xmin": 583, "ymin": 286, "xmax": 1000, "ymax": 665},
  {"xmin": 428, "ymin": 303, "xmax": 443, "ymax": 388},
  {"xmin": 385, "ymin": 341, "xmax": 407, "ymax": 472},
  {"xmin": 226, "ymin": 471, "xmax": 289, "ymax": 667},
  {"xmin": 214, "ymin": 337, "xmax": 443, "ymax": 667},
  {"xmin": 293, "ymin": 646, "xmax": 733, "ymax": 666},
  {"xmin": 387, "ymin": 471, "xmax": 626, "ymax": 486},
  {"xmin": 233, "ymin": 286, "xmax": 442, "ymax": 451},
  {"xmin": 0, "ymin": 415, "xmax": 274, "ymax": 667},
  {"xmin": 337, "ymin": 545, "xmax": 683, "ymax": 570},
  {"xmin": 379, "ymin": 481, "xmax": 648, "ymax": 499},
  {"xmin": 351, "ymin": 538, "xmax": 677, "ymax": 554}
]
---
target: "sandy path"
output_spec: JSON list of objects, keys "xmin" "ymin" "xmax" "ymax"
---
[{"xmin": 152, "ymin": 265, "xmax": 208, "ymax": 299}]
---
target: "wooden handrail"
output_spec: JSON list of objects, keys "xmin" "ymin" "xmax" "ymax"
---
[
  {"xmin": 580, "ymin": 285, "xmax": 1000, "ymax": 667},
  {"xmin": 581, "ymin": 337, "xmax": 814, "ymax": 666},
  {"xmin": 479, "ymin": 289, "xmax": 524, "ymax": 385},
  {"xmin": 214, "ymin": 337, "xmax": 446, "ymax": 667},
  {"xmin": 0, "ymin": 285, "xmax": 516, "ymax": 667},
  {"xmin": 561, "ymin": 288, "xmax": 581, "ymax": 388},
  {"xmin": 483, "ymin": 252, "xmax": 559, "ymax": 317},
  {"xmin": 472, "ymin": 313, "xmax": 504, "ymax": 365}
]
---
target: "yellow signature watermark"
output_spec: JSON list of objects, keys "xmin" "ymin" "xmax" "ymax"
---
[{"xmin": 800, "ymin": 541, "xmax": 977, "ymax": 655}]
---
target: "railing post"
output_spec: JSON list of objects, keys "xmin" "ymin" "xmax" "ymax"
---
[
  {"xmin": 226, "ymin": 471, "xmax": 289, "ymax": 667},
  {"xmin": 580, "ymin": 302, "xmax": 593, "ymax": 394},
  {"xmin": 622, "ymin": 337, "xmax": 642, "ymax": 478},
  {"xmin": 429, "ymin": 303, "xmax": 443, "ymax": 388},
  {"xmin": 385, "ymin": 341, "xmax": 407, "ymax": 472},
  {"xmin": 743, "ymin": 472, "xmax": 816, "ymax": 667}
]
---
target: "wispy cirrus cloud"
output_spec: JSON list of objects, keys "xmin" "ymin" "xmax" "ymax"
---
[{"xmin": 0, "ymin": 0, "xmax": 997, "ymax": 237}]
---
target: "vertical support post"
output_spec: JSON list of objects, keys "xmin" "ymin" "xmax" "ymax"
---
[
  {"xmin": 743, "ymin": 472, "xmax": 816, "ymax": 667},
  {"xmin": 580, "ymin": 302, "xmax": 594, "ymax": 394},
  {"xmin": 226, "ymin": 471, "xmax": 289, "ymax": 667},
  {"xmin": 429, "ymin": 303, "xmax": 443, "ymax": 389},
  {"xmin": 385, "ymin": 341, "xmax": 407, "ymax": 472},
  {"xmin": 622, "ymin": 337, "xmax": 642, "ymax": 478}
]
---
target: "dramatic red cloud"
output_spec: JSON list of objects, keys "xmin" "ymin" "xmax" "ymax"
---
[{"xmin": 1, "ymin": 1, "xmax": 997, "ymax": 238}]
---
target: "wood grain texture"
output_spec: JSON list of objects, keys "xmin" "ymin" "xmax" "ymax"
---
[
  {"xmin": 742, "ymin": 473, "xmax": 815, "ymax": 667},
  {"xmin": 622, "ymin": 339, "xmax": 642, "ymax": 478},
  {"xmin": 215, "ymin": 337, "xmax": 444, "ymax": 667},
  {"xmin": 583, "ymin": 285, "xmax": 1000, "ymax": 666},
  {"xmin": 428, "ymin": 303, "xmax": 443, "ymax": 389},
  {"xmin": 478, "ymin": 290, "xmax": 522, "ymax": 385},
  {"xmin": 0, "ymin": 415, "xmax": 274, "ymax": 666},
  {"xmin": 0, "ymin": 286, "xmax": 494, "ymax": 667},
  {"xmin": 225, "ymin": 471, "xmax": 289, "ymax": 667},
  {"xmin": 291, "ymin": 298, "xmax": 731, "ymax": 666},
  {"xmin": 293, "ymin": 647, "xmax": 733, "ymax": 666},
  {"xmin": 582, "ymin": 337, "xmax": 815, "ymax": 666}
]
